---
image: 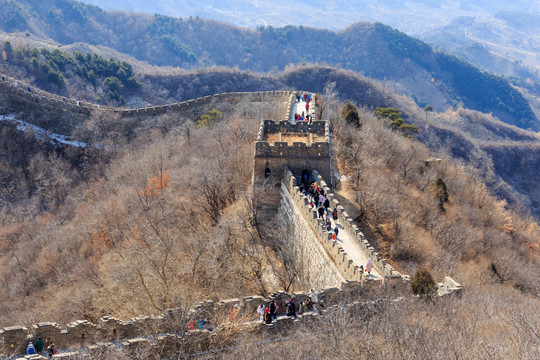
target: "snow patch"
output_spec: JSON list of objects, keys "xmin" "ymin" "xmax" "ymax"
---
[{"xmin": 0, "ymin": 114, "xmax": 87, "ymax": 148}]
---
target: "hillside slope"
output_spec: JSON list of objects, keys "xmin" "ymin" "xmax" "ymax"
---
[
  {"xmin": 0, "ymin": 82, "xmax": 538, "ymax": 360},
  {"xmin": 0, "ymin": 0, "xmax": 537, "ymax": 129},
  {"xmin": 2, "ymin": 62, "xmax": 540, "ymax": 222}
]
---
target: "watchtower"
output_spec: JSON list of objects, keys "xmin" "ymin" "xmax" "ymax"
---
[{"xmin": 253, "ymin": 119, "xmax": 331, "ymax": 186}]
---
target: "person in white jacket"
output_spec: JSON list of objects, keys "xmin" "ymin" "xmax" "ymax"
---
[
  {"xmin": 310, "ymin": 288, "xmax": 319, "ymax": 304},
  {"xmin": 257, "ymin": 304, "xmax": 266, "ymax": 321}
]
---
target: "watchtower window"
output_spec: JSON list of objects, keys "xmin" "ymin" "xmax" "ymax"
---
[{"xmin": 265, "ymin": 168, "xmax": 271, "ymax": 178}]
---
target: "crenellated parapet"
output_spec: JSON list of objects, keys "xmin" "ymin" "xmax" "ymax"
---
[
  {"xmin": 309, "ymin": 170, "xmax": 404, "ymax": 280},
  {"xmin": 253, "ymin": 96, "xmax": 331, "ymax": 183},
  {"xmin": 281, "ymin": 169, "xmax": 408, "ymax": 288},
  {"xmin": 0, "ymin": 280, "xmax": 398, "ymax": 356}
]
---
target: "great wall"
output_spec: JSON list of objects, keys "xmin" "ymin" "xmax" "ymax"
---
[
  {"xmin": 0, "ymin": 74, "xmax": 462, "ymax": 358},
  {"xmin": 0, "ymin": 74, "xmax": 293, "ymax": 119}
]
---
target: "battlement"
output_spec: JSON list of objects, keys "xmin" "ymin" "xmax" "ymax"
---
[
  {"xmin": 1, "ymin": 280, "xmax": 395, "ymax": 356},
  {"xmin": 254, "ymin": 98, "xmax": 331, "ymax": 182}
]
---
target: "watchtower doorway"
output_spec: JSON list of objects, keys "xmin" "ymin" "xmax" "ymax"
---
[{"xmin": 301, "ymin": 170, "xmax": 310, "ymax": 188}]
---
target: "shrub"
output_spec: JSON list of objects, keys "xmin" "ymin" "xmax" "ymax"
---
[
  {"xmin": 341, "ymin": 102, "xmax": 361, "ymax": 128},
  {"xmin": 411, "ymin": 268, "xmax": 437, "ymax": 298}
]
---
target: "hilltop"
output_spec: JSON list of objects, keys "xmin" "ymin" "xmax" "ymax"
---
[{"xmin": 0, "ymin": 0, "xmax": 537, "ymax": 130}]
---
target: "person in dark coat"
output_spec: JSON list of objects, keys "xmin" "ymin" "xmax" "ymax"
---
[
  {"xmin": 47, "ymin": 342, "xmax": 58, "ymax": 358},
  {"xmin": 286, "ymin": 299, "xmax": 296, "ymax": 318},
  {"xmin": 35, "ymin": 337, "xmax": 44, "ymax": 354},
  {"xmin": 318, "ymin": 206, "xmax": 325, "ymax": 219},
  {"xmin": 269, "ymin": 300, "xmax": 278, "ymax": 321}
]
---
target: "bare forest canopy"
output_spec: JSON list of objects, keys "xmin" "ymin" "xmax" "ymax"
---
[
  {"xmin": 2, "ymin": 55, "xmax": 540, "ymax": 220},
  {"xmin": 0, "ymin": 0, "xmax": 538, "ymax": 130},
  {"xmin": 0, "ymin": 85, "xmax": 538, "ymax": 359}
]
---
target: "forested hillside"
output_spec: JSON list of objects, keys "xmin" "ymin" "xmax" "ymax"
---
[
  {"xmin": 0, "ymin": 80, "xmax": 538, "ymax": 359},
  {"xmin": 0, "ymin": 0, "xmax": 537, "ymax": 129},
  {"xmin": 2, "ymin": 46, "xmax": 540, "ymax": 220},
  {"xmin": 1, "ymin": 43, "xmax": 139, "ymax": 104}
]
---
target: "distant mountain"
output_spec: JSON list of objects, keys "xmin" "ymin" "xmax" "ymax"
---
[
  {"xmin": 421, "ymin": 12, "xmax": 540, "ymax": 80},
  {"xmin": 0, "ymin": 0, "xmax": 537, "ymax": 129},
  {"xmin": 75, "ymin": 0, "xmax": 540, "ymax": 33}
]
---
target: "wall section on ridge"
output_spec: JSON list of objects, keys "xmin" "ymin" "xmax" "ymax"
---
[{"xmin": 277, "ymin": 179, "xmax": 345, "ymax": 289}]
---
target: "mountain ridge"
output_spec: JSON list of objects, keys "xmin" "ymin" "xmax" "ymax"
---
[{"xmin": 0, "ymin": 0, "xmax": 537, "ymax": 129}]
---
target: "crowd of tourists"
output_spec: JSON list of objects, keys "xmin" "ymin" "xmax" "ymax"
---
[
  {"xmin": 256, "ymin": 288, "xmax": 323, "ymax": 323},
  {"xmin": 294, "ymin": 92, "xmax": 314, "ymax": 123},
  {"xmin": 26, "ymin": 338, "xmax": 57, "ymax": 357}
]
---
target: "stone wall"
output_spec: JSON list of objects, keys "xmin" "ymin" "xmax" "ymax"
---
[
  {"xmin": 309, "ymin": 170, "xmax": 405, "ymax": 281},
  {"xmin": 262, "ymin": 119, "xmax": 327, "ymax": 135},
  {"xmin": 280, "ymin": 169, "xmax": 408, "ymax": 289},
  {"xmin": 1, "ymin": 280, "xmax": 392, "ymax": 357},
  {"xmin": 0, "ymin": 73, "xmax": 292, "ymax": 118},
  {"xmin": 277, "ymin": 179, "xmax": 346, "ymax": 288}
]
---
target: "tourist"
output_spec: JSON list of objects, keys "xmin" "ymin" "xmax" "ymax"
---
[
  {"xmin": 366, "ymin": 258, "xmax": 373, "ymax": 275},
  {"xmin": 318, "ymin": 206, "xmax": 325, "ymax": 220},
  {"xmin": 298, "ymin": 301, "xmax": 304, "ymax": 315},
  {"xmin": 230, "ymin": 303, "xmax": 240, "ymax": 320},
  {"xmin": 324, "ymin": 197, "xmax": 330, "ymax": 209},
  {"xmin": 257, "ymin": 304, "xmax": 266, "ymax": 321},
  {"xmin": 265, "ymin": 306, "xmax": 272, "ymax": 324},
  {"xmin": 332, "ymin": 207, "xmax": 338, "ymax": 221},
  {"xmin": 286, "ymin": 299, "xmax": 296, "ymax": 319},
  {"xmin": 35, "ymin": 337, "xmax": 44, "ymax": 354},
  {"xmin": 269, "ymin": 300, "xmax": 278, "ymax": 321},
  {"xmin": 26, "ymin": 341, "xmax": 35, "ymax": 355},
  {"xmin": 310, "ymin": 288, "xmax": 319, "ymax": 304},
  {"xmin": 296, "ymin": 93, "xmax": 301, "ymax": 102},
  {"xmin": 47, "ymin": 342, "xmax": 58, "ymax": 358},
  {"xmin": 306, "ymin": 298, "xmax": 314, "ymax": 311}
]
